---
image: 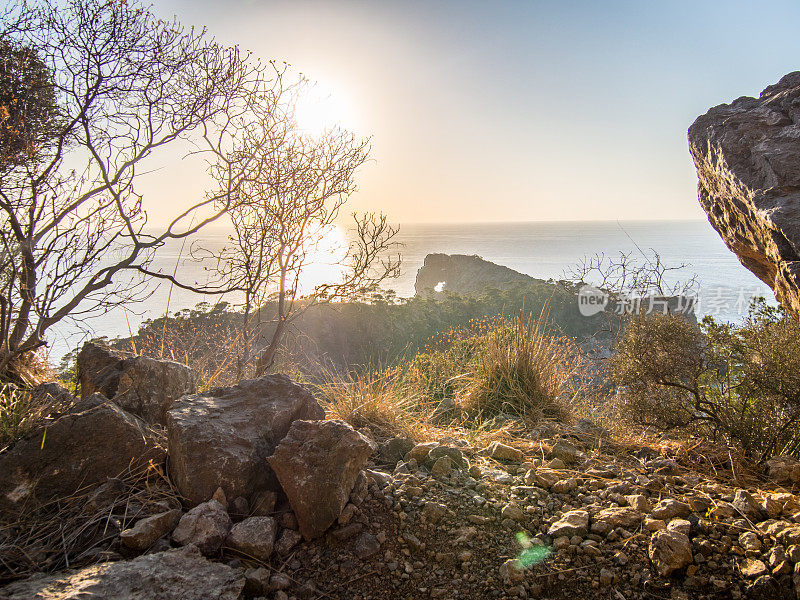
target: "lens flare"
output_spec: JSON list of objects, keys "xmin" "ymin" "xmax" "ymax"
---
[{"xmin": 515, "ymin": 531, "xmax": 552, "ymax": 567}]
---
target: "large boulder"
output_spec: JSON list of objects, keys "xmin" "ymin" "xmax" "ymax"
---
[
  {"xmin": 268, "ymin": 419, "xmax": 373, "ymax": 540},
  {"xmin": 688, "ymin": 72, "xmax": 800, "ymax": 318},
  {"xmin": 166, "ymin": 374, "xmax": 325, "ymax": 507},
  {"xmin": 0, "ymin": 400, "xmax": 166, "ymax": 514},
  {"xmin": 77, "ymin": 342, "xmax": 197, "ymax": 426},
  {"xmin": 0, "ymin": 545, "xmax": 244, "ymax": 600}
]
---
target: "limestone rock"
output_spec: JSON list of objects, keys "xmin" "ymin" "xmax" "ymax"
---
[
  {"xmin": 548, "ymin": 510, "xmax": 589, "ymax": 538},
  {"xmin": 120, "ymin": 509, "xmax": 182, "ymax": 551},
  {"xmin": 225, "ymin": 516, "xmax": 277, "ymax": 561},
  {"xmin": 77, "ymin": 342, "xmax": 196, "ymax": 425},
  {"xmin": 166, "ymin": 374, "xmax": 324, "ymax": 506},
  {"xmin": 486, "ymin": 441, "xmax": 524, "ymax": 462},
  {"xmin": 593, "ymin": 507, "xmax": 643, "ymax": 530},
  {"xmin": 651, "ymin": 498, "xmax": 691, "ymax": 520},
  {"xmin": 112, "ymin": 356, "xmax": 197, "ymax": 426},
  {"xmin": 648, "ymin": 530, "xmax": 693, "ymax": 576},
  {"xmin": 766, "ymin": 456, "xmax": 800, "ymax": 486},
  {"xmin": 0, "ymin": 545, "xmax": 244, "ymax": 600},
  {"xmin": 268, "ymin": 419, "xmax": 373, "ymax": 540},
  {"xmin": 0, "ymin": 401, "xmax": 165, "ymax": 514},
  {"xmin": 688, "ymin": 72, "xmax": 800, "ymax": 318},
  {"xmin": 171, "ymin": 499, "xmax": 231, "ymax": 555}
]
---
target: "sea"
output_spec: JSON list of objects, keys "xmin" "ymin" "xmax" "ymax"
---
[{"xmin": 44, "ymin": 219, "xmax": 775, "ymax": 363}]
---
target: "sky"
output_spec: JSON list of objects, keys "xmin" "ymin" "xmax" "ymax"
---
[{"xmin": 143, "ymin": 0, "xmax": 800, "ymax": 224}]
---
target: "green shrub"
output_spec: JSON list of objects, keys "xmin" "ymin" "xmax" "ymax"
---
[{"xmin": 612, "ymin": 300, "xmax": 800, "ymax": 460}]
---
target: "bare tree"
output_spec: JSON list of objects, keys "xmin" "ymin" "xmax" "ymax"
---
[
  {"xmin": 197, "ymin": 83, "xmax": 400, "ymax": 376},
  {"xmin": 0, "ymin": 0, "xmax": 269, "ymax": 381}
]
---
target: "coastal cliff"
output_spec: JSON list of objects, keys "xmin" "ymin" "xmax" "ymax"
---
[{"xmin": 689, "ymin": 72, "xmax": 800, "ymax": 318}]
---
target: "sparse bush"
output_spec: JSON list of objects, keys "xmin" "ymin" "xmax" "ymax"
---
[
  {"xmin": 612, "ymin": 300, "xmax": 800, "ymax": 460},
  {"xmin": 0, "ymin": 382, "xmax": 72, "ymax": 449}
]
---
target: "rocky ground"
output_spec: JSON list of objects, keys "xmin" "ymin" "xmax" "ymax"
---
[{"xmin": 2, "ymin": 343, "xmax": 800, "ymax": 599}]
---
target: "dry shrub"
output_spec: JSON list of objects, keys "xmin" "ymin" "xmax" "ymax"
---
[
  {"xmin": 0, "ymin": 460, "xmax": 178, "ymax": 581},
  {"xmin": 318, "ymin": 366, "xmax": 423, "ymax": 438},
  {"xmin": 123, "ymin": 303, "xmax": 253, "ymax": 388},
  {"xmin": 460, "ymin": 315, "xmax": 580, "ymax": 425},
  {"xmin": 612, "ymin": 307, "xmax": 800, "ymax": 461}
]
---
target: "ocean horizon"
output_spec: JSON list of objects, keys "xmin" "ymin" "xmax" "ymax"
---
[{"xmin": 45, "ymin": 219, "xmax": 775, "ymax": 363}]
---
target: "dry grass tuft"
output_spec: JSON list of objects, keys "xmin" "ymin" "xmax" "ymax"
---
[
  {"xmin": 460, "ymin": 315, "xmax": 580, "ymax": 425},
  {"xmin": 318, "ymin": 366, "xmax": 425, "ymax": 439},
  {"xmin": 0, "ymin": 384, "xmax": 74, "ymax": 451},
  {"xmin": 0, "ymin": 460, "xmax": 179, "ymax": 582}
]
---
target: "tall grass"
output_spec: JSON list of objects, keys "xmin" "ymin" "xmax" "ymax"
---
[
  {"xmin": 461, "ymin": 315, "xmax": 579, "ymax": 424},
  {"xmin": 318, "ymin": 366, "xmax": 424, "ymax": 438}
]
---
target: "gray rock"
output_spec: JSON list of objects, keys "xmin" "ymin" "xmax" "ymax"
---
[
  {"xmin": 172, "ymin": 499, "xmax": 231, "ymax": 556},
  {"xmin": 0, "ymin": 545, "xmax": 243, "ymax": 599},
  {"xmin": 268, "ymin": 419, "xmax": 372, "ymax": 540},
  {"xmin": 648, "ymin": 529, "xmax": 693, "ymax": 576},
  {"xmin": 166, "ymin": 374, "xmax": 324, "ymax": 506},
  {"xmin": 733, "ymin": 489, "xmax": 767, "ymax": 522},
  {"xmin": 275, "ymin": 528, "xmax": 302, "ymax": 555},
  {"xmin": 485, "ymin": 441, "xmax": 524, "ymax": 462},
  {"xmin": 354, "ymin": 532, "xmax": 381, "ymax": 559},
  {"xmin": 225, "ymin": 516, "xmax": 277, "ymax": 561},
  {"xmin": 378, "ymin": 436, "xmax": 415, "ymax": 465},
  {"xmin": 651, "ymin": 498, "xmax": 692, "ymax": 520},
  {"xmin": 76, "ymin": 342, "xmax": 196, "ymax": 426},
  {"xmin": 688, "ymin": 72, "xmax": 800, "ymax": 318},
  {"xmin": 120, "ymin": 509, "xmax": 182, "ymax": 551},
  {"xmin": 548, "ymin": 510, "xmax": 589, "ymax": 537},
  {"xmin": 0, "ymin": 401, "xmax": 165, "ymax": 514}
]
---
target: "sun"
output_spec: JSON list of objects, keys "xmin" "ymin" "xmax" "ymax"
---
[{"xmin": 293, "ymin": 81, "xmax": 357, "ymax": 135}]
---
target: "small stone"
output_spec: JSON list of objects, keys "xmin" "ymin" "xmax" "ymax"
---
[
  {"xmin": 667, "ymin": 518, "xmax": 692, "ymax": 536},
  {"xmin": 172, "ymin": 499, "xmax": 231, "ymax": 556},
  {"xmin": 651, "ymin": 499, "xmax": 691, "ymax": 520},
  {"xmin": 244, "ymin": 567, "xmax": 271, "ymax": 596},
  {"xmin": 486, "ymin": 441, "xmax": 524, "ymax": 462},
  {"xmin": 275, "ymin": 528, "xmax": 302, "ymax": 555},
  {"xmin": 648, "ymin": 530, "xmax": 693, "ymax": 576},
  {"xmin": 120, "ymin": 509, "xmax": 182, "ymax": 551},
  {"xmin": 547, "ymin": 457, "xmax": 566, "ymax": 470},
  {"xmin": 211, "ymin": 486, "xmax": 227, "ymax": 510},
  {"xmin": 599, "ymin": 567, "xmax": 615, "ymax": 586},
  {"xmin": 548, "ymin": 510, "xmax": 589, "ymax": 538},
  {"xmin": 501, "ymin": 502, "xmax": 525, "ymax": 522},
  {"xmin": 552, "ymin": 477, "xmax": 577, "ymax": 494},
  {"xmin": 407, "ymin": 442, "xmax": 438, "ymax": 463},
  {"xmin": 230, "ymin": 496, "xmax": 249, "ymax": 521},
  {"xmin": 741, "ymin": 558, "xmax": 767, "ymax": 578},
  {"xmin": 733, "ymin": 489, "xmax": 767, "ymax": 522},
  {"xmin": 431, "ymin": 456, "xmax": 453, "ymax": 478},
  {"xmin": 626, "ymin": 494, "xmax": 651, "ymax": 512},
  {"xmin": 739, "ymin": 531, "xmax": 762, "ymax": 552},
  {"xmin": 422, "ymin": 502, "xmax": 448, "ymax": 524},
  {"xmin": 645, "ymin": 517, "xmax": 666, "ymax": 531},
  {"xmin": 499, "ymin": 558, "xmax": 525, "ymax": 585},
  {"xmin": 354, "ymin": 532, "xmax": 381, "ymax": 559},
  {"xmin": 548, "ymin": 440, "xmax": 579, "ymax": 464},
  {"xmin": 225, "ymin": 516, "xmax": 277, "ymax": 561}
]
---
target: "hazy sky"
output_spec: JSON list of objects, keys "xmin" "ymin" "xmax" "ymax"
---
[{"xmin": 145, "ymin": 0, "xmax": 800, "ymax": 224}]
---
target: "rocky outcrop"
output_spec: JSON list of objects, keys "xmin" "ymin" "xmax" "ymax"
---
[
  {"xmin": 688, "ymin": 72, "xmax": 800, "ymax": 318},
  {"xmin": 166, "ymin": 374, "xmax": 325, "ymax": 507},
  {"xmin": 0, "ymin": 400, "xmax": 166, "ymax": 514},
  {"xmin": 0, "ymin": 545, "xmax": 244, "ymax": 600},
  {"xmin": 415, "ymin": 253, "xmax": 543, "ymax": 296},
  {"xmin": 77, "ymin": 342, "xmax": 197, "ymax": 426},
  {"xmin": 268, "ymin": 419, "xmax": 373, "ymax": 540}
]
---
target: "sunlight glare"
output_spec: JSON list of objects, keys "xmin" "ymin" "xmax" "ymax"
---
[
  {"xmin": 296, "ymin": 224, "xmax": 349, "ymax": 295},
  {"xmin": 294, "ymin": 81, "xmax": 357, "ymax": 135}
]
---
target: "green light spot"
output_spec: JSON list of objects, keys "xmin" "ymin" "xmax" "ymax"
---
[{"xmin": 515, "ymin": 531, "xmax": 552, "ymax": 567}]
